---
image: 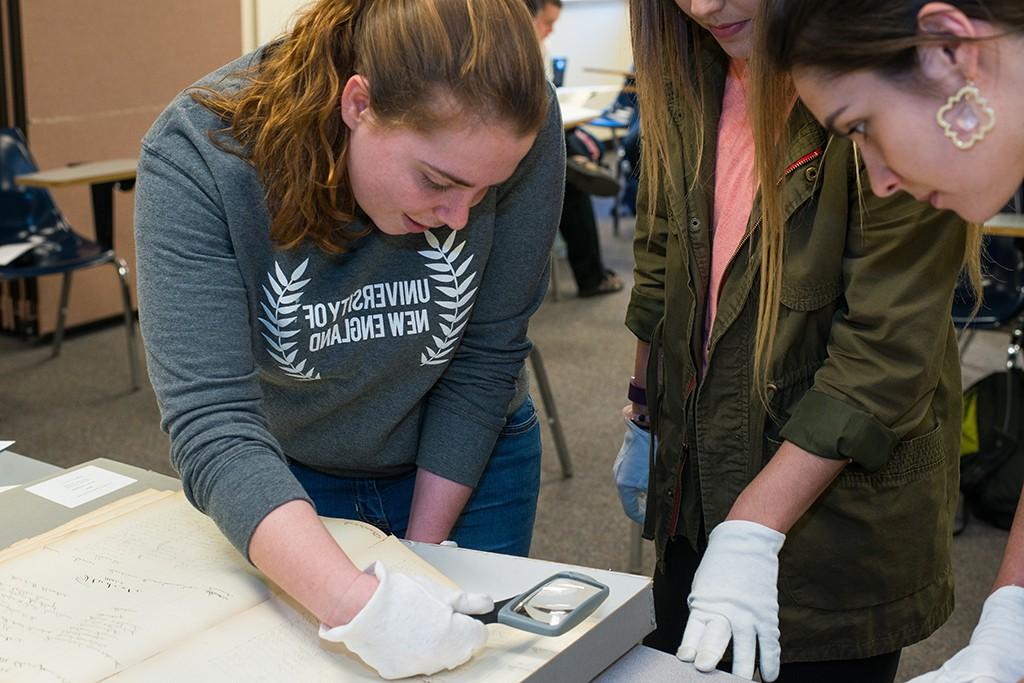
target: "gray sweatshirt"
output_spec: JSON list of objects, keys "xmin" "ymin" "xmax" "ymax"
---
[{"xmin": 134, "ymin": 52, "xmax": 565, "ymax": 557}]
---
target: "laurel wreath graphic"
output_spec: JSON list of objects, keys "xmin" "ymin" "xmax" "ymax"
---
[
  {"xmin": 258, "ymin": 258, "xmax": 320, "ymax": 381},
  {"xmin": 418, "ymin": 230, "xmax": 478, "ymax": 366}
]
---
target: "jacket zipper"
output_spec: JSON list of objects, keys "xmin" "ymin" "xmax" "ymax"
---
[
  {"xmin": 671, "ymin": 147, "xmax": 824, "ymax": 538},
  {"xmin": 668, "ymin": 375, "xmax": 697, "ymax": 538},
  {"xmin": 779, "ymin": 148, "xmax": 822, "ymax": 182}
]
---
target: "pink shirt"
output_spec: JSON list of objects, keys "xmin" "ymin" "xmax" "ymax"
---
[{"xmin": 705, "ymin": 61, "xmax": 757, "ymax": 359}]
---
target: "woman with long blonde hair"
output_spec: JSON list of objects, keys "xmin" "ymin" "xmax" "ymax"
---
[
  {"xmin": 613, "ymin": 0, "xmax": 976, "ymax": 680},
  {"xmin": 758, "ymin": 2, "xmax": 1024, "ymax": 681},
  {"xmin": 134, "ymin": 0, "xmax": 561, "ymax": 677}
]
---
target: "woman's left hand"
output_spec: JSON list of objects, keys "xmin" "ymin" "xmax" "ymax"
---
[
  {"xmin": 905, "ymin": 585, "xmax": 1024, "ymax": 683},
  {"xmin": 678, "ymin": 520, "xmax": 786, "ymax": 682}
]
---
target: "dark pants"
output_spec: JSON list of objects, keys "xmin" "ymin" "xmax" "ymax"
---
[
  {"xmin": 560, "ymin": 129, "xmax": 608, "ymax": 292},
  {"xmin": 559, "ymin": 182, "xmax": 606, "ymax": 291},
  {"xmin": 645, "ymin": 537, "xmax": 902, "ymax": 683}
]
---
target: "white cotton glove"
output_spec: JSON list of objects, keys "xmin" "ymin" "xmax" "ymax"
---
[
  {"xmin": 906, "ymin": 585, "xmax": 1024, "ymax": 683},
  {"xmin": 319, "ymin": 561, "xmax": 492, "ymax": 680},
  {"xmin": 678, "ymin": 520, "xmax": 786, "ymax": 682},
  {"xmin": 612, "ymin": 417, "xmax": 654, "ymax": 525}
]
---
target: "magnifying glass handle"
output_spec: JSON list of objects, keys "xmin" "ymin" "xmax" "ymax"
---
[{"xmin": 475, "ymin": 596, "xmax": 515, "ymax": 625}]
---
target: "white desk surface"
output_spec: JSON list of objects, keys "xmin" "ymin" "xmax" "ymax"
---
[
  {"xmin": 560, "ymin": 104, "xmax": 603, "ymax": 129},
  {"xmin": 0, "ymin": 452, "xmax": 739, "ymax": 683},
  {"xmin": 984, "ymin": 212, "xmax": 1024, "ymax": 237},
  {"xmin": 556, "ymin": 84, "xmax": 620, "ymax": 108}
]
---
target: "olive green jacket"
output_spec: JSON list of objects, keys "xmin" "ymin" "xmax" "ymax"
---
[{"xmin": 626, "ymin": 50, "xmax": 967, "ymax": 662}]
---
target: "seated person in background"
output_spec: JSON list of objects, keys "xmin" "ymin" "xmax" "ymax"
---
[
  {"xmin": 527, "ymin": 0, "xmax": 624, "ymax": 297},
  {"xmin": 134, "ymin": 0, "xmax": 562, "ymax": 678}
]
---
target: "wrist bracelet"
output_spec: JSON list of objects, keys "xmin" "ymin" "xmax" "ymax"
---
[
  {"xmin": 630, "ymin": 413, "xmax": 650, "ymax": 431},
  {"xmin": 628, "ymin": 376, "xmax": 647, "ymax": 406}
]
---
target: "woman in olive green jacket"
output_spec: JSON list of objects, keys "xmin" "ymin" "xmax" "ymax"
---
[
  {"xmin": 617, "ymin": 1, "xmax": 974, "ymax": 681},
  {"xmin": 756, "ymin": 3, "xmax": 1024, "ymax": 683}
]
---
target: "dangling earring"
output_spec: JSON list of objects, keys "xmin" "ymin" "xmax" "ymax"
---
[{"xmin": 936, "ymin": 81, "xmax": 997, "ymax": 150}]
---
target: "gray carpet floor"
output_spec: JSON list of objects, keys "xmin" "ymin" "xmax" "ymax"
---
[{"xmin": 0, "ymin": 200, "xmax": 1011, "ymax": 681}]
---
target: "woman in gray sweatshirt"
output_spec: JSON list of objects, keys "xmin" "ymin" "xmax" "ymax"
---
[{"xmin": 133, "ymin": 0, "xmax": 563, "ymax": 677}]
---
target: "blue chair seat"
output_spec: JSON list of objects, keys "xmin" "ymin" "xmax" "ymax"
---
[
  {"xmin": 586, "ymin": 115, "xmax": 631, "ymax": 130},
  {"xmin": 0, "ymin": 226, "xmax": 115, "ymax": 279},
  {"xmin": 0, "ymin": 127, "xmax": 138, "ymax": 389}
]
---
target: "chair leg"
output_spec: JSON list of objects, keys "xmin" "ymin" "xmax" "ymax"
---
[
  {"xmin": 628, "ymin": 522, "xmax": 645, "ymax": 575},
  {"xmin": 549, "ymin": 250, "xmax": 560, "ymax": 302},
  {"xmin": 610, "ymin": 128, "xmax": 621, "ymax": 237},
  {"xmin": 52, "ymin": 272, "xmax": 73, "ymax": 357},
  {"xmin": 529, "ymin": 346, "xmax": 573, "ymax": 478},
  {"xmin": 113, "ymin": 258, "xmax": 140, "ymax": 390},
  {"xmin": 957, "ymin": 327, "xmax": 977, "ymax": 358},
  {"xmin": 1007, "ymin": 314, "xmax": 1023, "ymax": 371}
]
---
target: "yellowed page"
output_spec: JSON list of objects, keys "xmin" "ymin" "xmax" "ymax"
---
[
  {"xmin": 107, "ymin": 574, "xmax": 598, "ymax": 682},
  {"xmin": 103, "ymin": 518, "xmax": 599, "ymax": 682},
  {"xmin": 0, "ymin": 492, "xmax": 268, "ymax": 682},
  {"xmin": 0, "ymin": 492, "xmax": 462, "ymax": 682},
  {"xmin": 0, "ymin": 489, "xmax": 175, "ymax": 563}
]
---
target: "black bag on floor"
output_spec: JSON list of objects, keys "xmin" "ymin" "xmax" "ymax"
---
[{"xmin": 959, "ymin": 367, "xmax": 1024, "ymax": 530}]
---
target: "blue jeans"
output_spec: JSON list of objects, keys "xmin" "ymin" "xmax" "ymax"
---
[{"xmin": 289, "ymin": 396, "xmax": 541, "ymax": 556}]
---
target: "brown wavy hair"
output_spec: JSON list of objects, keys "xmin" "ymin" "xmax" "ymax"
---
[{"xmin": 192, "ymin": 0, "xmax": 548, "ymax": 254}]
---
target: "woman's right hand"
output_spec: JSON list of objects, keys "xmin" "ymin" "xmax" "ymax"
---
[{"xmin": 319, "ymin": 561, "xmax": 492, "ymax": 679}]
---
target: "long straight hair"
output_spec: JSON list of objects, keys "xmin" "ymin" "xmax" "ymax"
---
[
  {"xmin": 626, "ymin": 0, "xmax": 810, "ymax": 401},
  {"xmin": 193, "ymin": 0, "xmax": 548, "ymax": 255}
]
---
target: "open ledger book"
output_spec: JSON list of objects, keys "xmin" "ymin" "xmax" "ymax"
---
[{"xmin": 0, "ymin": 490, "xmax": 599, "ymax": 682}]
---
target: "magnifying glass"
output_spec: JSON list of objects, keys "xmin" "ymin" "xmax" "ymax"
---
[{"xmin": 477, "ymin": 571, "xmax": 609, "ymax": 636}]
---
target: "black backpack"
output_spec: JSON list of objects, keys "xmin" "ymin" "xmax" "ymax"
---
[{"xmin": 959, "ymin": 367, "xmax": 1024, "ymax": 530}]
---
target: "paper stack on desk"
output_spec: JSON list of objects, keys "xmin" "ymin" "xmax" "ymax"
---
[{"xmin": 0, "ymin": 491, "xmax": 614, "ymax": 682}]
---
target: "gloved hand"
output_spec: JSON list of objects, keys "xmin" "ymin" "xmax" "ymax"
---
[
  {"xmin": 678, "ymin": 520, "xmax": 786, "ymax": 682},
  {"xmin": 319, "ymin": 561, "xmax": 492, "ymax": 679},
  {"xmin": 905, "ymin": 585, "xmax": 1024, "ymax": 683},
  {"xmin": 612, "ymin": 416, "xmax": 654, "ymax": 525}
]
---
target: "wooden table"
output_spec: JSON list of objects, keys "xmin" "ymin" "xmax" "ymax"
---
[
  {"xmin": 983, "ymin": 213, "xmax": 1024, "ymax": 238},
  {"xmin": 16, "ymin": 158, "xmax": 138, "ymax": 250}
]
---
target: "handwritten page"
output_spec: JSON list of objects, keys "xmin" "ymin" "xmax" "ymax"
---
[
  {"xmin": 0, "ymin": 493, "xmax": 269, "ymax": 682},
  {"xmin": 0, "ymin": 490, "xmax": 175, "ymax": 564},
  {"xmin": 109, "ymin": 589, "xmax": 600, "ymax": 682},
  {"xmin": 1, "ymin": 492, "xmax": 615, "ymax": 682},
  {"xmin": 106, "ymin": 513, "xmax": 600, "ymax": 683}
]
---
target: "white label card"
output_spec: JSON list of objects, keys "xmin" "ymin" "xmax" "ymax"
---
[
  {"xmin": 0, "ymin": 243, "xmax": 34, "ymax": 266},
  {"xmin": 25, "ymin": 465, "xmax": 137, "ymax": 508},
  {"xmin": 0, "ymin": 441, "xmax": 14, "ymax": 452}
]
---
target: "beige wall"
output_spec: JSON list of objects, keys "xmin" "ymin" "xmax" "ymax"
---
[
  {"xmin": 245, "ymin": 0, "xmax": 633, "ymax": 90},
  {"xmin": 18, "ymin": 1, "xmax": 242, "ymax": 333}
]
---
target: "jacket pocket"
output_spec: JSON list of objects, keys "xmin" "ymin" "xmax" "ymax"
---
[
  {"xmin": 780, "ymin": 276, "xmax": 842, "ymax": 312},
  {"xmin": 771, "ymin": 425, "xmax": 954, "ymax": 611}
]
